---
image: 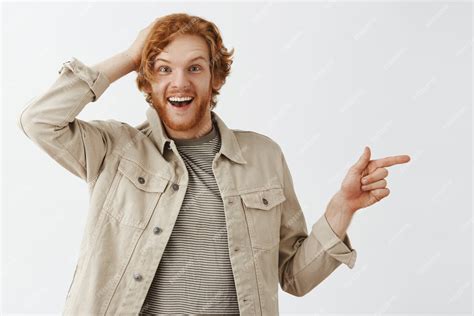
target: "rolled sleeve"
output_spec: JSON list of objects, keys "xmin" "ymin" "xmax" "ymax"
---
[
  {"xmin": 58, "ymin": 57, "xmax": 110, "ymax": 102},
  {"xmin": 278, "ymin": 147, "xmax": 358, "ymax": 297},
  {"xmin": 310, "ymin": 213, "xmax": 357, "ymax": 269},
  {"xmin": 18, "ymin": 56, "xmax": 116, "ymax": 183}
]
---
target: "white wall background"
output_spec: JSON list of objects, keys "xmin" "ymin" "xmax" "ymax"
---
[{"xmin": 2, "ymin": 1, "xmax": 472, "ymax": 314}]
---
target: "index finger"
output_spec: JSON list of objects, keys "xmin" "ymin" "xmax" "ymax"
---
[{"xmin": 372, "ymin": 155, "xmax": 411, "ymax": 168}]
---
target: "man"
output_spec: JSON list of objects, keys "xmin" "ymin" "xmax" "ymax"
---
[{"xmin": 17, "ymin": 13, "xmax": 410, "ymax": 315}]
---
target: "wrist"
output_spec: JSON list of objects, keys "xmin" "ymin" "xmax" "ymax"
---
[
  {"xmin": 123, "ymin": 50, "xmax": 139, "ymax": 71},
  {"xmin": 328, "ymin": 191, "xmax": 356, "ymax": 215},
  {"xmin": 324, "ymin": 192, "xmax": 354, "ymax": 239}
]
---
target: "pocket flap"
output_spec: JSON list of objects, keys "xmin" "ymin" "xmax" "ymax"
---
[
  {"xmin": 241, "ymin": 187, "xmax": 286, "ymax": 210},
  {"xmin": 118, "ymin": 159, "xmax": 169, "ymax": 193}
]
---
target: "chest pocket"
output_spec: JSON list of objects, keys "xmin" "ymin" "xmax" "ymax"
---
[
  {"xmin": 103, "ymin": 158, "xmax": 169, "ymax": 229},
  {"xmin": 241, "ymin": 187, "xmax": 286, "ymax": 250}
]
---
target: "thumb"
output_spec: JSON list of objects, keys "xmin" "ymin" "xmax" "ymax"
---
[{"xmin": 352, "ymin": 146, "xmax": 371, "ymax": 173}]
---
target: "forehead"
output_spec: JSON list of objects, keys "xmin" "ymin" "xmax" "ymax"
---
[{"xmin": 155, "ymin": 34, "xmax": 210, "ymax": 63}]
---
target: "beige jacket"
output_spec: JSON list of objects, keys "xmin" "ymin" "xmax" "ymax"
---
[{"xmin": 17, "ymin": 57, "xmax": 357, "ymax": 315}]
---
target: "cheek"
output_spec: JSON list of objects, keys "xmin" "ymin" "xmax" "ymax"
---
[
  {"xmin": 149, "ymin": 83, "xmax": 166, "ymax": 97},
  {"xmin": 195, "ymin": 80, "xmax": 212, "ymax": 96}
]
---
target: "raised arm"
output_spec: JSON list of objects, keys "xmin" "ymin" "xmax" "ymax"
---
[
  {"xmin": 17, "ymin": 19, "xmax": 157, "ymax": 183},
  {"xmin": 91, "ymin": 18, "xmax": 159, "ymax": 82}
]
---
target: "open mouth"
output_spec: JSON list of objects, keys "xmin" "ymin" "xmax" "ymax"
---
[{"xmin": 167, "ymin": 96, "xmax": 194, "ymax": 108}]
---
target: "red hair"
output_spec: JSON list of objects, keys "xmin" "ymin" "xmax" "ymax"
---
[{"xmin": 136, "ymin": 13, "xmax": 235, "ymax": 110}]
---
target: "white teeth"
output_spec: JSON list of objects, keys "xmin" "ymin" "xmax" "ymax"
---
[{"xmin": 168, "ymin": 96, "xmax": 193, "ymax": 102}]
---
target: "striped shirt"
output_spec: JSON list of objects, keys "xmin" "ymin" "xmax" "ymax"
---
[{"xmin": 139, "ymin": 119, "xmax": 240, "ymax": 315}]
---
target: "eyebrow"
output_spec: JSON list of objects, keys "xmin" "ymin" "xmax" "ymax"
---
[{"xmin": 154, "ymin": 56, "xmax": 208, "ymax": 64}]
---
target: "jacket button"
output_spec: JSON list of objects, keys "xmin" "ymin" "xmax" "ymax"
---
[
  {"xmin": 262, "ymin": 198, "xmax": 268, "ymax": 205},
  {"xmin": 138, "ymin": 177, "xmax": 145, "ymax": 184},
  {"xmin": 133, "ymin": 273, "xmax": 143, "ymax": 281},
  {"xmin": 153, "ymin": 226, "xmax": 162, "ymax": 234},
  {"xmin": 172, "ymin": 183, "xmax": 179, "ymax": 191}
]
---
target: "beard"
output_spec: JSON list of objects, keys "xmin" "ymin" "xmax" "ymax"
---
[{"xmin": 150, "ymin": 86, "xmax": 211, "ymax": 132}]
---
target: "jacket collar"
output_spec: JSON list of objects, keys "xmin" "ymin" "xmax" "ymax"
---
[{"xmin": 146, "ymin": 107, "xmax": 247, "ymax": 165}]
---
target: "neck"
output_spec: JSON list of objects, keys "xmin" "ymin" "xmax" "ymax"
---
[{"xmin": 164, "ymin": 112, "xmax": 213, "ymax": 140}]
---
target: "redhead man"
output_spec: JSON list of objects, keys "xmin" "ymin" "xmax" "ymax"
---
[{"xmin": 18, "ymin": 13, "xmax": 410, "ymax": 315}]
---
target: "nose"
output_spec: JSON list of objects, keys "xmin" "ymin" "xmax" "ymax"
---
[{"xmin": 170, "ymin": 69, "xmax": 191, "ymax": 90}]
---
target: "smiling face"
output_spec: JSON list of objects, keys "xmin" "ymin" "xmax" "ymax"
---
[{"xmin": 145, "ymin": 34, "xmax": 219, "ymax": 139}]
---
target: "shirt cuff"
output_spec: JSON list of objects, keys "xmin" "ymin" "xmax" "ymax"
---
[
  {"xmin": 58, "ymin": 57, "xmax": 110, "ymax": 102},
  {"xmin": 310, "ymin": 213, "xmax": 357, "ymax": 269}
]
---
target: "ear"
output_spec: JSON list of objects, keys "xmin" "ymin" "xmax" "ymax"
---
[
  {"xmin": 212, "ymin": 78, "xmax": 224, "ymax": 91},
  {"xmin": 142, "ymin": 83, "xmax": 152, "ymax": 94}
]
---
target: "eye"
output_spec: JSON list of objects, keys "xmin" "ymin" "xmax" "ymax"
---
[
  {"xmin": 155, "ymin": 65, "xmax": 202, "ymax": 73},
  {"xmin": 157, "ymin": 66, "xmax": 170, "ymax": 73},
  {"xmin": 190, "ymin": 65, "xmax": 202, "ymax": 72}
]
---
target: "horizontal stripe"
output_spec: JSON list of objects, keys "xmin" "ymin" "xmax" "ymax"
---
[{"xmin": 140, "ymin": 122, "xmax": 239, "ymax": 315}]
